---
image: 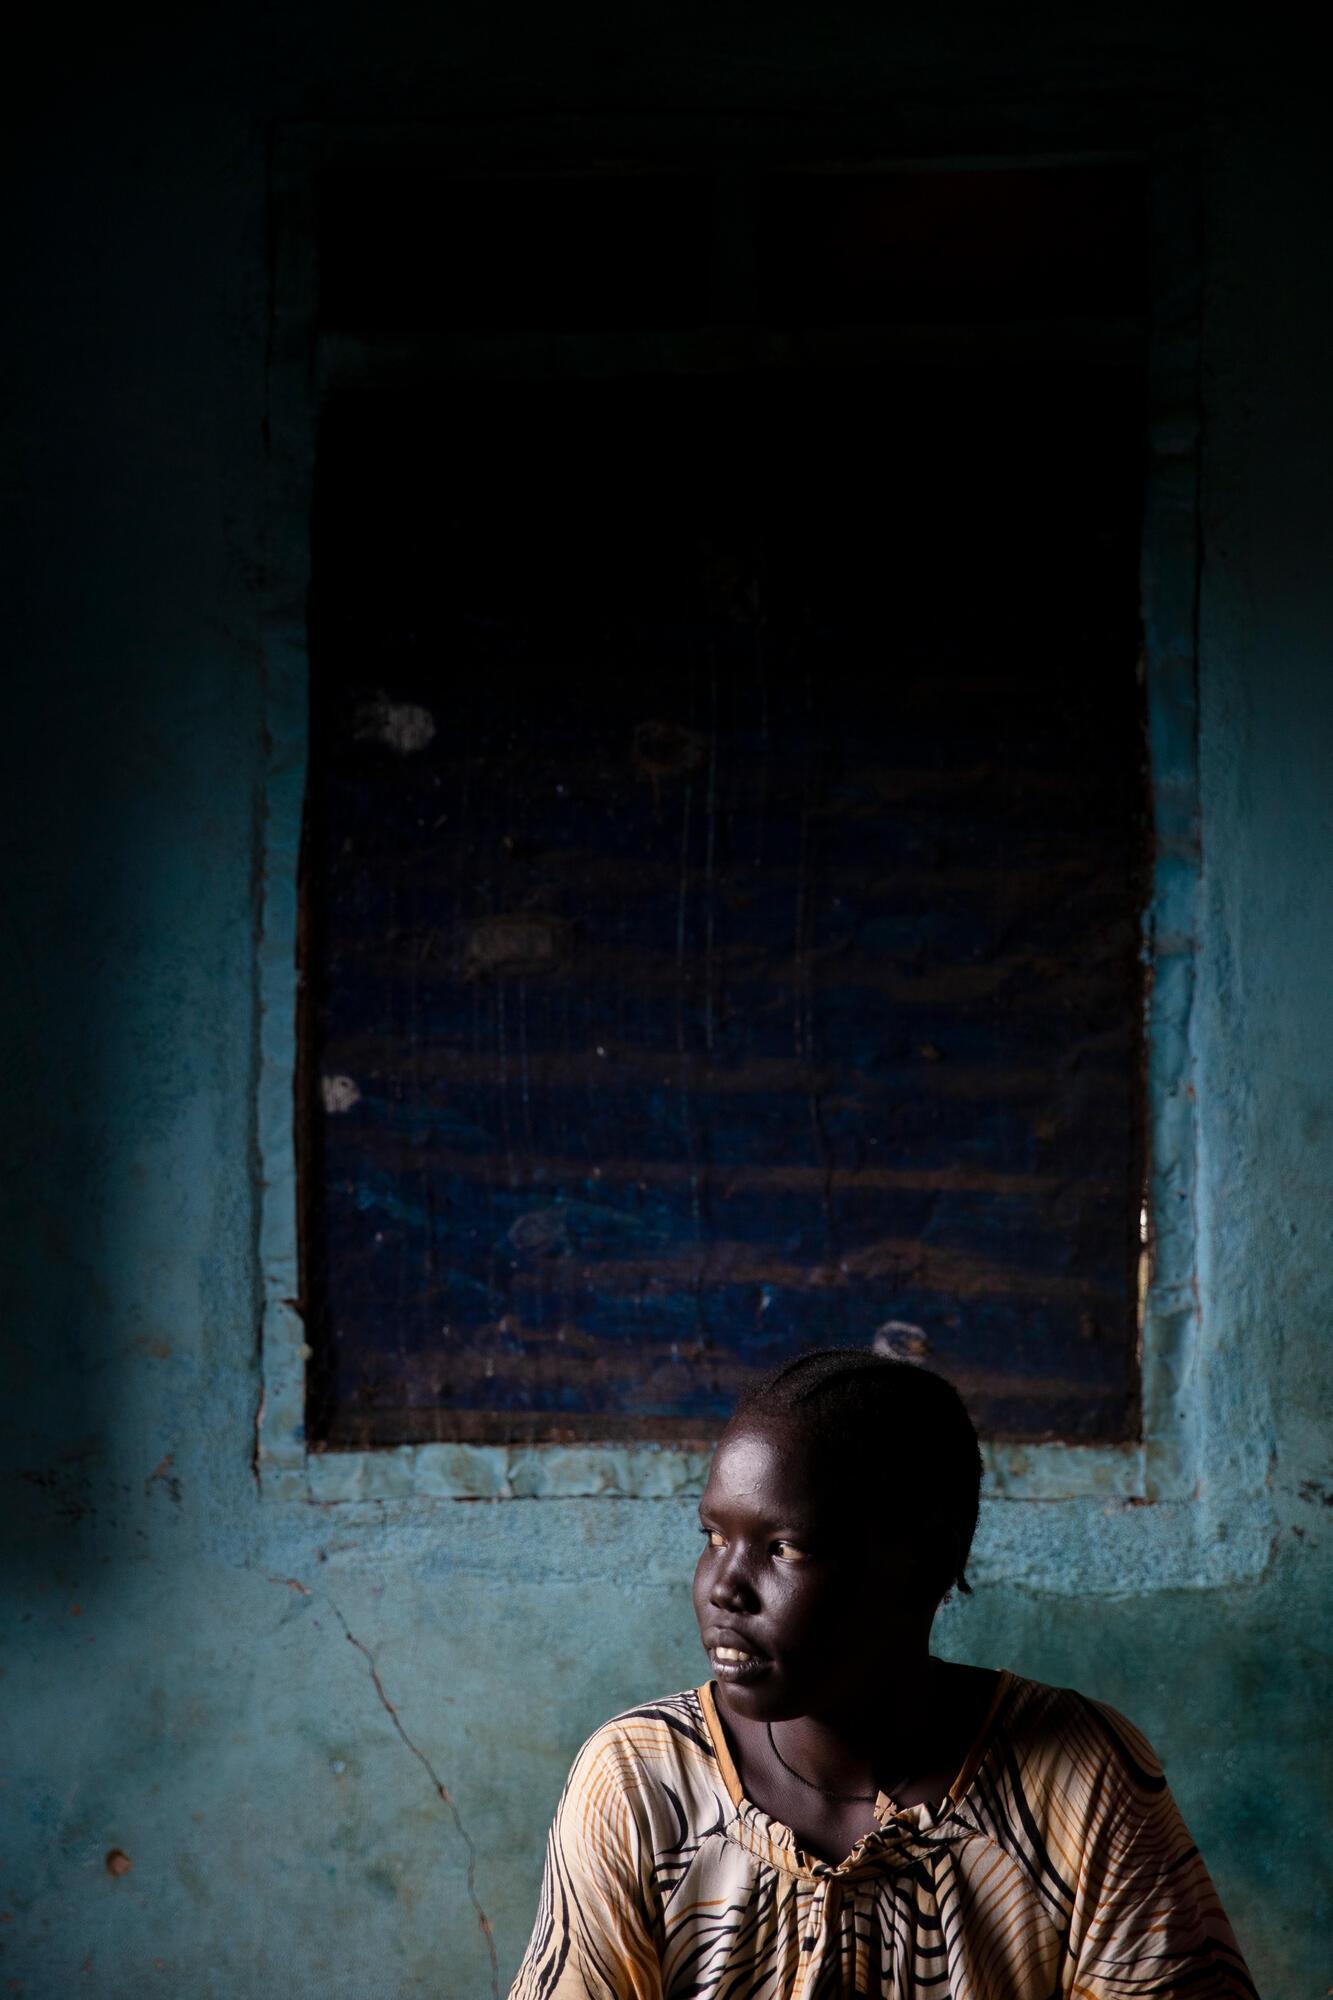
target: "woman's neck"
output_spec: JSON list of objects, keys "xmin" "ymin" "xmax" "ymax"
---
[{"xmin": 765, "ymin": 1650, "xmax": 940, "ymax": 1797}]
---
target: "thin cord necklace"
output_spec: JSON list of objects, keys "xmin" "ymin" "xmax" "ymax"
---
[{"xmin": 765, "ymin": 1720, "xmax": 883, "ymax": 1804}]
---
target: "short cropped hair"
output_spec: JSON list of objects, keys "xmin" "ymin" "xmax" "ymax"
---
[{"xmin": 731, "ymin": 1347, "xmax": 984, "ymax": 1604}]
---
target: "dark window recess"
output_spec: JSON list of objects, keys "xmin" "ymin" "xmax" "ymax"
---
[
  {"xmin": 303, "ymin": 344, "xmax": 1150, "ymax": 1449},
  {"xmin": 757, "ymin": 167, "xmax": 1148, "ymax": 326},
  {"xmin": 317, "ymin": 162, "xmax": 1146, "ymax": 335},
  {"xmin": 317, "ymin": 170, "xmax": 717, "ymax": 332}
]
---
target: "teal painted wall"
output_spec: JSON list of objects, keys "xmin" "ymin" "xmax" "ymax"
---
[{"xmin": 4, "ymin": 10, "xmax": 1330, "ymax": 1995}]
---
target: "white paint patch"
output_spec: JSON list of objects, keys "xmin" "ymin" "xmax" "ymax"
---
[
  {"xmin": 508, "ymin": 1208, "xmax": 570, "ymax": 1255},
  {"xmin": 873, "ymin": 1321, "xmax": 929, "ymax": 1360},
  {"xmin": 354, "ymin": 696, "xmax": 437, "ymax": 755},
  {"xmin": 321, "ymin": 1074, "xmax": 362, "ymax": 1114}
]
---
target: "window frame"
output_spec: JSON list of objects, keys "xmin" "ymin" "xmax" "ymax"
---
[{"xmin": 255, "ymin": 116, "xmax": 1207, "ymax": 1528}]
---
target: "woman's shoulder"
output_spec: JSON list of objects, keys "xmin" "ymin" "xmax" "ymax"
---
[
  {"xmin": 551, "ymin": 1686, "xmax": 731, "ymax": 1849},
  {"xmin": 565, "ymin": 1686, "xmax": 720, "ymax": 1789},
  {"xmin": 987, "ymin": 1668, "xmax": 1170, "ymax": 1804}
]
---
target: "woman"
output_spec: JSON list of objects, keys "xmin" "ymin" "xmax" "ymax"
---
[{"xmin": 509, "ymin": 1349, "xmax": 1256, "ymax": 1998}]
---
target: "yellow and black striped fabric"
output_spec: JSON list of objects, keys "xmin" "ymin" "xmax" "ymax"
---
[{"xmin": 509, "ymin": 1670, "xmax": 1255, "ymax": 1999}]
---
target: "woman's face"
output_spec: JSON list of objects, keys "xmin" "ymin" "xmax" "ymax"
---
[{"xmin": 691, "ymin": 1416, "xmax": 926, "ymax": 1724}]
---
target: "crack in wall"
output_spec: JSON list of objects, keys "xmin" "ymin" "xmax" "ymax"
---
[
  {"xmin": 252, "ymin": 1384, "xmax": 266, "ymax": 1490},
  {"xmin": 269, "ymin": 1576, "xmax": 500, "ymax": 1997}
]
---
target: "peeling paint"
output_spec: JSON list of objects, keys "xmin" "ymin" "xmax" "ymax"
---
[
  {"xmin": 352, "ymin": 697, "xmax": 436, "ymax": 755},
  {"xmin": 319, "ymin": 1074, "xmax": 361, "ymax": 1114},
  {"xmin": 145, "ymin": 1454, "xmax": 182, "ymax": 1503}
]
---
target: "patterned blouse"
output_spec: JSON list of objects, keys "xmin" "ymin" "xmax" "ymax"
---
[{"xmin": 509, "ymin": 1670, "xmax": 1256, "ymax": 1999}]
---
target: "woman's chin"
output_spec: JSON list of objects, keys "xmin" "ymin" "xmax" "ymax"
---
[{"xmin": 709, "ymin": 1669, "xmax": 806, "ymax": 1724}]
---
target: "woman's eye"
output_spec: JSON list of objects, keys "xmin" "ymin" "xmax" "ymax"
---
[
  {"xmin": 700, "ymin": 1527, "xmax": 726, "ymax": 1548},
  {"xmin": 772, "ymin": 1540, "xmax": 807, "ymax": 1560}
]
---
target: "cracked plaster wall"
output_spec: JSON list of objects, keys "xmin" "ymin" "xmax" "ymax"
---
[{"xmin": 3, "ymin": 8, "xmax": 1331, "ymax": 1996}]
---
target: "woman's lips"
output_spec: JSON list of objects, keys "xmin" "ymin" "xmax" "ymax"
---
[{"xmin": 708, "ymin": 1642, "xmax": 772, "ymax": 1683}]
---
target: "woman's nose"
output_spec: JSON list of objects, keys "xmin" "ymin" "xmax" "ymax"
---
[{"xmin": 709, "ymin": 1551, "xmax": 758, "ymax": 1612}]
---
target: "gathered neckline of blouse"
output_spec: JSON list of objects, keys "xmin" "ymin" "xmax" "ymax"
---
[{"xmin": 695, "ymin": 1669, "xmax": 1016, "ymax": 1880}]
